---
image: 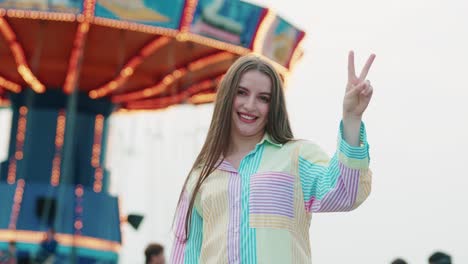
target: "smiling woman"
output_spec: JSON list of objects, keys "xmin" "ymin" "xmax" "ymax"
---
[
  {"xmin": 229, "ymin": 70, "xmax": 272, "ymax": 168},
  {"xmin": 170, "ymin": 53, "xmax": 375, "ymax": 264}
]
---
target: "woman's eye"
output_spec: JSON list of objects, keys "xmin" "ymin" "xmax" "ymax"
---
[
  {"xmin": 237, "ymin": 90, "xmax": 247, "ymax": 95},
  {"xmin": 259, "ymin": 96, "xmax": 270, "ymax": 103}
]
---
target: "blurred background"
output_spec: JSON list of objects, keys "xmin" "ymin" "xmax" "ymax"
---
[{"xmin": 0, "ymin": 0, "xmax": 467, "ymax": 263}]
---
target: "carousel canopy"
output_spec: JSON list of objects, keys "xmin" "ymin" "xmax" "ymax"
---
[{"xmin": 0, "ymin": 0, "xmax": 305, "ymax": 111}]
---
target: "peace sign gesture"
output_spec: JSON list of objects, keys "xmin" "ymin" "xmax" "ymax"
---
[{"xmin": 343, "ymin": 51, "xmax": 376, "ymax": 119}]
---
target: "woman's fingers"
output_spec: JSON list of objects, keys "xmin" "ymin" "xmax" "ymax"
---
[
  {"xmin": 360, "ymin": 81, "xmax": 373, "ymax": 96},
  {"xmin": 348, "ymin": 51, "xmax": 356, "ymax": 81},
  {"xmin": 358, "ymin": 54, "xmax": 376, "ymax": 81}
]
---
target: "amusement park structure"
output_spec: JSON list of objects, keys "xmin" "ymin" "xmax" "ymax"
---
[{"xmin": 0, "ymin": 0, "xmax": 304, "ymax": 262}]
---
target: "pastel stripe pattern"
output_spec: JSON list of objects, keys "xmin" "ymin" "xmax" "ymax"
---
[
  {"xmin": 300, "ymin": 158, "xmax": 361, "ymax": 212},
  {"xmin": 199, "ymin": 171, "xmax": 230, "ymax": 263},
  {"xmin": 170, "ymin": 122, "xmax": 372, "ymax": 263},
  {"xmin": 249, "ymin": 172, "xmax": 295, "ymax": 217},
  {"xmin": 228, "ymin": 172, "xmax": 241, "ymax": 264},
  {"xmin": 170, "ymin": 189, "xmax": 203, "ymax": 263},
  {"xmin": 339, "ymin": 121, "xmax": 369, "ymax": 160},
  {"xmin": 300, "ymin": 121, "xmax": 369, "ymax": 213},
  {"xmin": 239, "ymin": 143, "xmax": 264, "ymax": 264},
  {"xmin": 184, "ymin": 209, "xmax": 203, "ymax": 263},
  {"xmin": 170, "ymin": 191, "xmax": 189, "ymax": 264}
]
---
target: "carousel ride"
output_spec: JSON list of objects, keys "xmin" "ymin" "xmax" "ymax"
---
[{"xmin": 0, "ymin": 0, "xmax": 304, "ymax": 262}]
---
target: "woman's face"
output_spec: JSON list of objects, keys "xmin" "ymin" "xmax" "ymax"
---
[{"xmin": 231, "ymin": 70, "xmax": 272, "ymax": 140}]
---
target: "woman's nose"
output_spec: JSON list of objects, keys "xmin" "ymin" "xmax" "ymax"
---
[{"xmin": 244, "ymin": 95, "xmax": 256, "ymax": 110}]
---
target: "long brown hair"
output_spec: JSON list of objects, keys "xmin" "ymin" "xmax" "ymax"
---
[{"xmin": 176, "ymin": 54, "xmax": 294, "ymax": 241}]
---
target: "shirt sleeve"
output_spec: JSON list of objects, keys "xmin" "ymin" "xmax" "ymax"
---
[
  {"xmin": 170, "ymin": 171, "xmax": 203, "ymax": 264},
  {"xmin": 298, "ymin": 121, "xmax": 372, "ymax": 213}
]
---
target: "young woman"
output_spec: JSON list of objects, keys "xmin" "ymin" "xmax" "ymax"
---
[{"xmin": 171, "ymin": 52, "xmax": 375, "ymax": 263}]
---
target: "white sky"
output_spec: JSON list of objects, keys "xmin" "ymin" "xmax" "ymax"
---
[{"xmin": 1, "ymin": 0, "xmax": 468, "ymax": 263}]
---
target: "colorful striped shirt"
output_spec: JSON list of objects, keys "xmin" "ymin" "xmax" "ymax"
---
[{"xmin": 171, "ymin": 122, "xmax": 372, "ymax": 264}]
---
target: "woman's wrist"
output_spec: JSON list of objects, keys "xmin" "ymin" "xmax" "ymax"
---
[{"xmin": 341, "ymin": 115, "xmax": 362, "ymax": 147}]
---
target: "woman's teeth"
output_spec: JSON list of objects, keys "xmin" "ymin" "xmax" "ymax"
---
[{"xmin": 240, "ymin": 114, "xmax": 255, "ymax": 120}]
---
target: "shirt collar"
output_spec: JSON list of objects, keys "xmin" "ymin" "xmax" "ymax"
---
[
  {"xmin": 217, "ymin": 133, "xmax": 282, "ymax": 172},
  {"xmin": 257, "ymin": 133, "xmax": 283, "ymax": 148},
  {"xmin": 217, "ymin": 160, "xmax": 237, "ymax": 173}
]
